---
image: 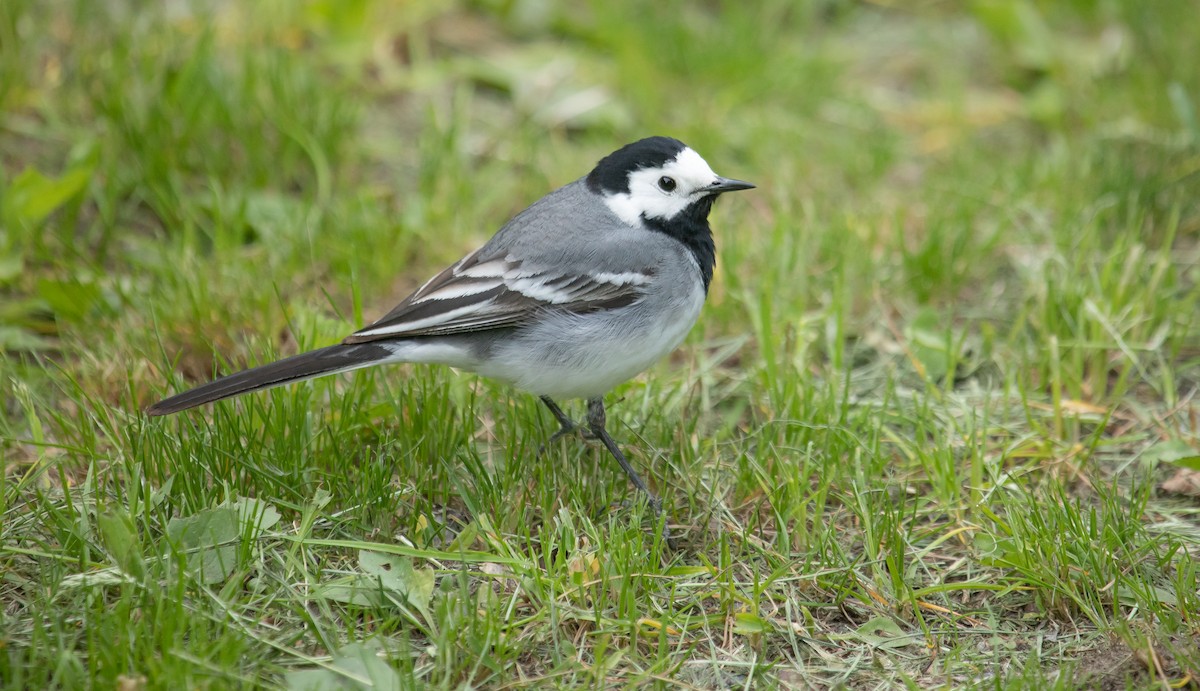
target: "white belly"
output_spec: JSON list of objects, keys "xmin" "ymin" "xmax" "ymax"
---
[{"xmin": 479, "ymin": 283, "xmax": 706, "ymax": 399}]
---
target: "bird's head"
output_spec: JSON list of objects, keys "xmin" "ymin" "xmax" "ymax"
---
[{"xmin": 587, "ymin": 136, "xmax": 754, "ymax": 228}]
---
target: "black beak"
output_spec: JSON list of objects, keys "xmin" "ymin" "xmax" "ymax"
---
[{"xmin": 708, "ymin": 177, "xmax": 755, "ymax": 193}]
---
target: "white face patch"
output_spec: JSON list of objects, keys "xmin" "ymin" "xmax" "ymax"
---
[{"xmin": 602, "ymin": 147, "xmax": 720, "ymax": 226}]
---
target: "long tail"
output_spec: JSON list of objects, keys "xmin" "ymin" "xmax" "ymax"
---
[{"xmin": 146, "ymin": 342, "xmax": 397, "ymax": 416}]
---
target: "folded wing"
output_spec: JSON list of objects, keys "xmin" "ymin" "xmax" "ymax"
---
[{"xmin": 343, "ymin": 249, "xmax": 654, "ymax": 343}]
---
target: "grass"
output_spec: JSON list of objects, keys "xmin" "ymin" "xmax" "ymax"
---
[{"xmin": 2, "ymin": 0, "xmax": 1199, "ymax": 687}]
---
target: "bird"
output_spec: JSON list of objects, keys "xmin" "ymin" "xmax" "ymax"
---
[{"xmin": 147, "ymin": 136, "xmax": 754, "ymax": 511}]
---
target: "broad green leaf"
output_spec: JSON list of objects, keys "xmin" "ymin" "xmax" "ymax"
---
[
  {"xmin": 315, "ymin": 551, "xmax": 435, "ymax": 618},
  {"xmin": 3, "ymin": 165, "xmax": 92, "ymax": 227},
  {"xmin": 904, "ymin": 308, "xmax": 954, "ymax": 381},
  {"xmin": 229, "ymin": 497, "xmax": 282, "ymax": 533},
  {"xmin": 149, "ymin": 476, "xmax": 176, "ymax": 509},
  {"xmin": 732, "ymin": 612, "xmax": 772, "ymax": 635},
  {"xmin": 851, "ymin": 616, "xmax": 912, "ymax": 650},
  {"xmin": 1142, "ymin": 440, "xmax": 1200, "ymax": 470},
  {"xmin": 316, "ymin": 575, "xmax": 388, "ymax": 607},
  {"xmin": 359, "ymin": 551, "xmax": 434, "ymax": 611},
  {"xmin": 1172, "ymin": 456, "xmax": 1200, "ymax": 472},
  {"xmin": 167, "ymin": 507, "xmax": 240, "ymax": 584},
  {"xmin": 97, "ymin": 511, "xmax": 144, "ymax": 580},
  {"xmin": 1117, "ymin": 584, "xmax": 1179, "ymax": 608},
  {"xmin": 166, "ymin": 498, "xmax": 282, "ymax": 585},
  {"xmin": 285, "ymin": 642, "xmax": 402, "ymax": 691}
]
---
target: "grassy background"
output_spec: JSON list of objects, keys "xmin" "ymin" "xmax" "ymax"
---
[{"xmin": 3, "ymin": 0, "xmax": 1200, "ymax": 687}]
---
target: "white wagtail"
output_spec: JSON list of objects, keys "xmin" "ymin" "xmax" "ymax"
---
[{"xmin": 147, "ymin": 136, "xmax": 754, "ymax": 510}]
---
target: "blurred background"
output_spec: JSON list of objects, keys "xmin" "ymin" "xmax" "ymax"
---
[{"xmin": 1, "ymin": 0, "xmax": 1196, "ymax": 372}]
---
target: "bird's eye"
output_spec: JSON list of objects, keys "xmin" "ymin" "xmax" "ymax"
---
[{"xmin": 657, "ymin": 176, "xmax": 677, "ymax": 192}]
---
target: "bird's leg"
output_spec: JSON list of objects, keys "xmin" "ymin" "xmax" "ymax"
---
[
  {"xmin": 586, "ymin": 397, "xmax": 662, "ymax": 514},
  {"xmin": 538, "ymin": 396, "xmax": 579, "ymax": 454}
]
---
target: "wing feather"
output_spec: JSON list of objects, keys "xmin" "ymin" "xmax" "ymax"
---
[{"xmin": 343, "ymin": 250, "xmax": 653, "ymax": 344}]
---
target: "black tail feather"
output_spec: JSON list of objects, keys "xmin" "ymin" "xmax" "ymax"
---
[{"xmin": 146, "ymin": 343, "xmax": 394, "ymax": 416}]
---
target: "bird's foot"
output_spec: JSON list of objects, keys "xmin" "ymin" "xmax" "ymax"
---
[{"xmin": 537, "ymin": 421, "xmax": 583, "ymax": 456}]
